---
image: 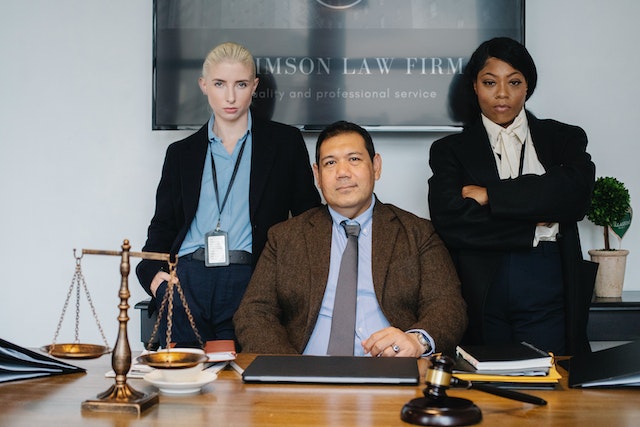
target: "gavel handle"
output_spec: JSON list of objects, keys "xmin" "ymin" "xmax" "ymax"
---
[{"xmin": 451, "ymin": 377, "xmax": 547, "ymax": 406}]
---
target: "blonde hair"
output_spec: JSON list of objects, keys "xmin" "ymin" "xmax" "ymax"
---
[{"xmin": 202, "ymin": 42, "xmax": 256, "ymax": 79}]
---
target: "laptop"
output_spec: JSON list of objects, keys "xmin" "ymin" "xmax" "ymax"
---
[{"xmin": 242, "ymin": 355, "xmax": 419, "ymax": 385}]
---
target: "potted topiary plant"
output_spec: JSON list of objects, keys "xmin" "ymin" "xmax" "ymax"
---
[{"xmin": 587, "ymin": 176, "xmax": 632, "ymax": 297}]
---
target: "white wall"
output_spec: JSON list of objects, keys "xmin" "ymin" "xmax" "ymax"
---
[{"xmin": 1, "ymin": 1, "xmax": 638, "ymax": 350}]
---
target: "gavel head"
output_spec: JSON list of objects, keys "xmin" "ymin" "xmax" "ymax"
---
[
  {"xmin": 402, "ymin": 354, "xmax": 482, "ymax": 426},
  {"xmin": 424, "ymin": 354, "xmax": 455, "ymax": 400}
]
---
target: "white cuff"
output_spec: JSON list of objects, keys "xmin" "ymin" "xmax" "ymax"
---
[{"xmin": 406, "ymin": 329, "xmax": 435, "ymax": 356}]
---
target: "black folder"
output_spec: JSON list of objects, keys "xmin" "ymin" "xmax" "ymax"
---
[
  {"xmin": 242, "ymin": 355, "xmax": 419, "ymax": 385},
  {"xmin": 0, "ymin": 338, "xmax": 85, "ymax": 383},
  {"xmin": 569, "ymin": 340, "xmax": 640, "ymax": 388}
]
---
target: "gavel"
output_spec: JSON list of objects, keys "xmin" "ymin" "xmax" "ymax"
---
[
  {"xmin": 401, "ymin": 354, "xmax": 547, "ymax": 426},
  {"xmin": 427, "ymin": 353, "xmax": 547, "ymax": 405}
]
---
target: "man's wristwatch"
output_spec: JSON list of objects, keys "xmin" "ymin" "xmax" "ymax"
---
[{"xmin": 410, "ymin": 331, "xmax": 431, "ymax": 355}]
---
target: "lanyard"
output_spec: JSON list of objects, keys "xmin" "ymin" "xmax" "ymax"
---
[{"xmin": 211, "ymin": 136, "xmax": 248, "ymax": 230}]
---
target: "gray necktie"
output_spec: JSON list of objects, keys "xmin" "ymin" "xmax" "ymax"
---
[{"xmin": 327, "ymin": 221, "xmax": 360, "ymax": 356}]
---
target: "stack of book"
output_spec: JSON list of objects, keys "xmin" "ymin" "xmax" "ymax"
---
[{"xmin": 453, "ymin": 341, "xmax": 560, "ymax": 389}]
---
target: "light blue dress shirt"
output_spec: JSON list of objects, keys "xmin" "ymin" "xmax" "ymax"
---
[
  {"xmin": 304, "ymin": 195, "xmax": 382, "ymax": 356},
  {"xmin": 179, "ymin": 113, "xmax": 253, "ymax": 257},
  {"xmin": 303, "ymin": 195, "xmax": 435, "ymax": 356}
]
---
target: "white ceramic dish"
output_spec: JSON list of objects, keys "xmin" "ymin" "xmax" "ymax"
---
[
  {"xmin": 143, "ymin": 370, "xmax": 217, "ymax": 395},
  {"xmin": 156, "ymin": 363, "xmax": 205, "ymax": 382}
]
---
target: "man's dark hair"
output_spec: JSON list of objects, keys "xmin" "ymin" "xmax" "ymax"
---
[{"xmin": 315, "ymin": 121, "xmax": 375, "ymax": 164}]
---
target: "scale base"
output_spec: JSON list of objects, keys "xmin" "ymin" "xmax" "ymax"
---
[
  {"xmin": 81, "ymin": 384, "xmax": 158, "ymax": 415},
  {"xmin": 401, "ymin": 396, "xmax": 482, "ymax": 426}
]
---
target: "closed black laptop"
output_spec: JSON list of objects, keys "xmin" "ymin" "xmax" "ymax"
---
[{"xmin": 242, "ymin": 355, "xmax": 419, "ymax": 385}]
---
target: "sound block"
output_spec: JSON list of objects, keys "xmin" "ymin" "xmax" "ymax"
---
[{"xmin": 401, "ymin": 396, "xmax": 482, "ymax": 426}]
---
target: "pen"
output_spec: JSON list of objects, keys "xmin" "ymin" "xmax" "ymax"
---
[
  {"xmin": 451, "ymin": 377, "xmax": 548, "ymax": 406},
  {"xmin": 471, "ymin": 382, "xmax": 548, "ymax": 406}
]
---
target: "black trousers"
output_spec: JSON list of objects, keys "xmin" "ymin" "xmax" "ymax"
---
[
  {"xmin": 483, "ymin": 241, "xmax": 565, "ymax": 355},
  {"xmin": 154, "ymin": 253, "xmax": 253, "ymax": 347}
]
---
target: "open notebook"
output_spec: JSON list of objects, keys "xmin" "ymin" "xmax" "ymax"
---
[{"xmin": 242, "ymin": 355, "xmax": 419, "ymax": 385}]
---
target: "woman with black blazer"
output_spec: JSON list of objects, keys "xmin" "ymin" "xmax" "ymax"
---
[
  {"xmin": 137, "ymin": 42, "xmax": 320, "ymax": 347},
  {"xmin": 428, "ymin": 37, "xmax": 597, "ymax": 355}
]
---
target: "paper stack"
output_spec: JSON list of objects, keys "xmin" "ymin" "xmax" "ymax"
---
[{"xmin": 454, "ymin": 341, "xmax": 559, "ymax": 389}]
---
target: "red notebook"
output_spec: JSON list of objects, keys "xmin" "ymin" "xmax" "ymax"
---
[
  {"xmin": 204, "ymin": 340, "xmax": 236, "ymax": 361},
  {"xmin": 169, "ymin": 340, "xmax": 236, "ymax": 362}
]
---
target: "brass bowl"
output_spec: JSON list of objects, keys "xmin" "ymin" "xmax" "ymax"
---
[
  {"xmin": 137, "ymin": 349, "xmax": 208, "ymax": 369},
  {"xmin": 41, "ymin": 343, "xmax": 111, "ymax": 359}
]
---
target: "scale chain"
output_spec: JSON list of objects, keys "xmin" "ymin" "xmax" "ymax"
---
[
  {"xmin": 50, "ymin": 254, "xmax": 110, "ymax": 350},
  {"xmin": 146, "ymin": 260, "xmax": 203, "ymax": 350},
  {"xmin": 51, "ymin": 264, "xmax": 78, "ymax": 347},
  {"xmin": 79, "ymin": 262, "xmax": 110, "ymax": 348}
]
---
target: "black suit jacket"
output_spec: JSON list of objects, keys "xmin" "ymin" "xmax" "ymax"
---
[
  {"xmin": 136, "ymin": 118, "xmax": 321, "ymax": 296},
  {"xmin": 428, "ymin": 111, "xmax": 597, "ymax": 355}
]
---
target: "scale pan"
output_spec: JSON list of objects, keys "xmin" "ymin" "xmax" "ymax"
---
[
  {"xmin": 137, "ymin": 349, "xmax": 208, "ymax": 369},
  {"xmin": 41, "ymin": 343, "xmax": 111, "ymax": 359}
]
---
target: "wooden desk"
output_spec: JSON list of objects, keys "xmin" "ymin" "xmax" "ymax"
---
[{"xmin": 1, "ymin": 353, "xmax": 639, "ymax": 426}]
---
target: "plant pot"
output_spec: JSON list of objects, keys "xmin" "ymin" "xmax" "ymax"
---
[{"xmin": 588, "ymin": 249, "xmax": 629, "ymax": 298}]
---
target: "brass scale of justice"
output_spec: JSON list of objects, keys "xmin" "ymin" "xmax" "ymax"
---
[{"xmin": 44, "ymin": 239, "xmax": 207, "ymax": 414}]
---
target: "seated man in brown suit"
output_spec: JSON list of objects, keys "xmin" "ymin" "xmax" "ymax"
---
[{"xmin": 234, "ymin": 121, "xmax": 467, "ymax": 357}]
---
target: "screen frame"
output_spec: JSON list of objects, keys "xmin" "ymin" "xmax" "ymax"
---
[{"xmin": 152, "ymin": 0, "xmax": 525, "ymax": 132}]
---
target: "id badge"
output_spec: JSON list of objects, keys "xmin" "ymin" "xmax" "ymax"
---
[{"xmin": 204, "ymin": 229, "xmax": 229, "ymax": 267}]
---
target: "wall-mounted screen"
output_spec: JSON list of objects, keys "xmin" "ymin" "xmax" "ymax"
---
[{"xmin": 153, "ymin": 0, "xmax": 524, "ymax": 130}]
